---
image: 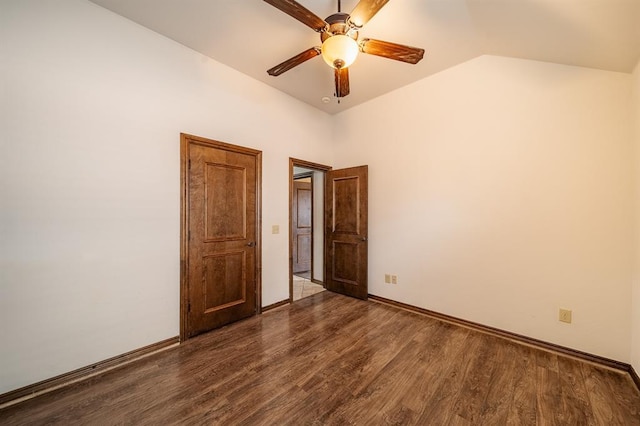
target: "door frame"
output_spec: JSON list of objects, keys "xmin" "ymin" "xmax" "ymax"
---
[
  {"xmin": 289, "ymin": 158, "xmax": 331, "ymax": 302},
  {"xmin": 292, "ymin": 173, "xmax": 313, "ymax": 275},
  {"xmin": 180, "ymin": 133, "xmax": 262, "ymax": 342}
]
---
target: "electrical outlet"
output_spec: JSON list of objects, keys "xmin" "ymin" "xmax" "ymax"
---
[
  {"xmin": 385, "ymin": 274, "xmax": 391, "ymax": 284},
  {"xmin": 272, "ymin": 225, "xmax": 279, "ymax": 234},
  {"xmin": 391, "ymin": 275, "xmax": 398, "ymax": 285},
  {"xmin": 559, "ymin": 308, "xmax": 572, "ymax": 324}
]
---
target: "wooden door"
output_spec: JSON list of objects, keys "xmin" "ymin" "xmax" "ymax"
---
[
  {"xmin": 325, "ymin": 165, "xmax": 368, "ymax": 300},
  {"xmin": 292, "ymin": 180, "xmax": 312, "ymax": 274},
  {"xmin": 181, "ymin": 134, "xmax": 261, "ymax": 340}
]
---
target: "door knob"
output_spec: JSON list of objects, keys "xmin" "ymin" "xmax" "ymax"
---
[
  {"xmin": 247, "ymin": 241, "xmax": 256, "ymax": 247},
  {"xmin": 361, "ymin": 237, "xmax": 367, "ymax": 242}
]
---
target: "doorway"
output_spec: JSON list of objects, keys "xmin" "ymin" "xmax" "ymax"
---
[
  {"xmin": 289, "ymin": 159, "xmax": 331, "ymax": 301},
  {"xmin": 289, "ymin": 159, "xmax": 369, "ymax": 302},
  {"xmin": 292, "ymin": 173, "xmax": 312, "ymax": 277}
]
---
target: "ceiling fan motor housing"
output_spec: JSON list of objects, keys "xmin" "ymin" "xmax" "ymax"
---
[{"xmin": 321, "ymin": 13, "xmax": 359, "ymax": 42}]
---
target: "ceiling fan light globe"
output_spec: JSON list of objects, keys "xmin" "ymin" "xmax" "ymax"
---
[{"xmin": 321, "ymin": 35, "xmax": 359, "ymax": 69}]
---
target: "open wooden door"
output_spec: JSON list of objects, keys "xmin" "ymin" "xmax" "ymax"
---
[
  {"xmin": 325, "ymin": 165, "xmax": 368, "ymax": 300},
  {"xmin": 181, "ymin": 134, "xmax": 261, "ymax": 340}
]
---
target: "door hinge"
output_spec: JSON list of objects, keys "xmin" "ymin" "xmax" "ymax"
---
[
  {"xmin": 188, "ymin": 302, "xmax": 191, "ymax": 313},
  {"xmin": 188, "ymin": 230, "xmax": 191, "ymax": 240},
  {"xmin": 188, "ymin": 159, "xmax": 191, "ymax": 169}
]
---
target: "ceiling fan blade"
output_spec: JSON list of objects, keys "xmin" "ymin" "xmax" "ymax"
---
[
  {"xmin": 348, "ymin": 0, "xmax": 389, "ymax": 28},
  {"xmin": 335, "ymin": 67, "xmax": 350, "ymax": 98},
  {"xmin": 267, "ymin": 47, "xmax": 321, "ymax": 76},
  {"xmin": 263, "ymin": 0, "xmax": 328, "ymax": 32},
  {"xmin": 360, "ymin": 38, "xmax": 425, "ymax": 64}
]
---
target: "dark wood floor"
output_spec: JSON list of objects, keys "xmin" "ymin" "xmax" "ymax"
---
[{"xmin": 2, "ymin": 291, "xmax": 639, "ymax": 425}]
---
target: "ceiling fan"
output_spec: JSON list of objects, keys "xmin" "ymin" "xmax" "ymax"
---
[{"xmin": 264, "ymin": 0, "xmax": 425, "ymax": 100}]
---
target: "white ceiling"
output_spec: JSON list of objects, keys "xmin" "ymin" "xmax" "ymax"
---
[{"xmin": 88, "ymin": 0, "xmax": 640, "ymax": 114}]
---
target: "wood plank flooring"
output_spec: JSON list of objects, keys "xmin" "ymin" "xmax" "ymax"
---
[{"xmin": 2, "ymin": 291, "xmax": 639, "ymax": 425}]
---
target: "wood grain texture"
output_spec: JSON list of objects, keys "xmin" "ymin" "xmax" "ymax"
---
[
  {"xmin": 262, "ymin": 0, "xmax": 326, "ymax": 32},
  {"xmin": 630, "ymin": 365, "xmax": 640, "ymax": 392},
  {"xmin": 0, "ymin": 337, "xmax": 179, "ymax": 408},
  {"xmin": 181, "ymin": 134, "xmax": 262, "ymax": 340},
  {"xmin": 369, "ymin": 294, "xmax": 633, "ymax": 373},
  {"xmin": 261, "ymin": 299, "xmax": 290, "ymax": 312},
  {"xmin": 325, "ymin": 166, "xmax": 368, "ymax": 300},
  {"xmin": 267, "ymin": 47, "xmax": 321, "ymax": 76},
  {"xmin": 360, "ymin": 38, "xmax": 425, "ymax": 64},
  {"xmin": 2, "ymin": 292, "xmax": 639, "ymax": 425},
  {"xmin": 348, "ymin": 0, "xmax": 389, "ymax": 27},
  {"xmin": 335, "ymin": 67, "xmax": 350, "ymax": 97}
]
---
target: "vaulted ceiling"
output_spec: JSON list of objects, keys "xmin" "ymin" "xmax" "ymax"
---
[{"xmin": 89, "ymin": 0, "xmax": 640, "ymax": 114}]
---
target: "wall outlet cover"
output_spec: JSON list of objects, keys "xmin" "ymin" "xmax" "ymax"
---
[{"xmin": 559, "ymin": 308, "xmax": 572, "ymax": 324}]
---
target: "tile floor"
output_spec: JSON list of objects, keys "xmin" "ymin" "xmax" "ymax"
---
[{"xmin": 293, "ymin": 274, "xmax": 325, "ymax": 301}]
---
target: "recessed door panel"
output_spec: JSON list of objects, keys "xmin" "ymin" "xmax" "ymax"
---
[
  {"xmin": 296, "ymin": 234, "xmax": 312, "ymax": 265},
  {"xmin": 296, "ymin": 186, "xmax": 312, "ymax": 228},
  {"xmin": 205, "ymin": 163, "xmax": 246, "ymax": 241},
  {"xmin": 203, "ymin": 251, "xmax": 246, "ymax": 312},
  {"xmin": 332, "ymin": 241, "xmax": 359, "ymax": 285},
  {"xmin": 333, "ymin": 176, "xmax": 359, "ymax": 234}
]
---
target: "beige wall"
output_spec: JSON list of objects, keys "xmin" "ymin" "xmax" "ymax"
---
[
  {"xmin": 333, "ymin": 55, "xmax": 634, "ymax": 361},
  {"xmin": 632, "ymin": 60, "xmax": 640, "ymax": 373},
  {"xmin": 0, "ymin": 0, "xmax": 333, "ymax": 393},
  {"xmin": 2, "ymin": 0, "xmax": 639, "ymax": 396}
]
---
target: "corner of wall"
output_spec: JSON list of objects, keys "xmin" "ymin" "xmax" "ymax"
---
[
  {"xmin": 330, "ymin": 56, "xmax": 635, "ymax": 362},
  {"xmin": 632, "ymin": 57, "xmax": 640, "ymax": 373}
]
